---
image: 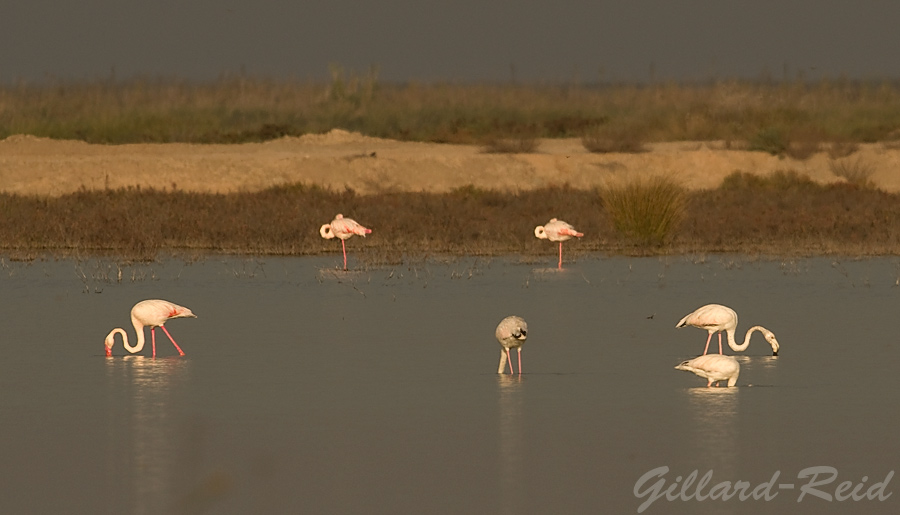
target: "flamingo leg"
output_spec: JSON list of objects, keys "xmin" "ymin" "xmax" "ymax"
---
[
  {"xmin": 702, "ymin": 332, "xmax": 713, "ymax": 355},
  {"xmin": 341, "ymin": 240, "xmax": 348, "ymax": 270},
  {"xmin": 718, "ymin": 333, "xmax": 723, "ymax": 354},
  {"xmin": 159, "ymin": 326, "xmax": 186, "ymax": 356},
  {"xmin": 517, "ymin": 349, "xmax": 523, "ymax": 375},
  {"xmin": 558, "ymin": 242, "xmax": 563, "ymax": 269},
  {"xmin": 707, "ymin": 379, "xmax": 714, "ymax": 387},
  {"xmin": 506, "ymin": 348, "xmax": 514, "ymax": 374},
  {"xmin": 151, "ymin": 327, "xmax": 157, "ymax": 358}
]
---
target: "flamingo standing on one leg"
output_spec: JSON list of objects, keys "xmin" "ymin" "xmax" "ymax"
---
[
  {"xmin": 104, "ymin": 299, "xmax": 197, "ymax": 358},
  {"xmin": 495, "ymin": 316, "xmax": 528, "ymax": 375},
  {"xmin": 676, "ymin": 303, "xmax": 780, "ymax": 356},
  {"xmin": 675, "ymin": 354, "xmax": 741, "ymax": 387},
  {"xmin": 320, "ymin": 214, "xmax": 372, "ymax": 270},
  {"xmin": 534, "ymin": 218, "xmax": 584, "ymax": 269}
]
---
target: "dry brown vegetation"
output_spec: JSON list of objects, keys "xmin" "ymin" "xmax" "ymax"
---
[
  {"xmin": 3, "ymin": 174, "xmax": 900, "ymax": 261},
  {"xmin": 4, "ymin": 76, "xmax": 900, "ymax": 146}
]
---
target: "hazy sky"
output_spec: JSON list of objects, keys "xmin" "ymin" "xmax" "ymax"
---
[{"xmin": 3, "ymin": 1, "xmax": 899, "ymax": 83}]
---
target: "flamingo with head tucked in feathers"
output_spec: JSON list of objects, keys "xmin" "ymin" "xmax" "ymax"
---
[
  {"xmin": 320, "ymin": 214, "xmax": 372, "ymax": 270},
  {"xmin": 104, "ymin": 299, "xmax": 196, "ymax": 358},
  {"xmin": 676, "ymin": 303, "xmax": 780, "ymax": 356},
  {"xmin": 495, "ymin": 316, "xmax": 528, "ymax": 374},
  {"xmin": 534, "ymin": 218, "xmax": 583, "ymax": 269}
]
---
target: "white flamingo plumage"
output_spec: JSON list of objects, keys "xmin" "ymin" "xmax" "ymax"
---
[
  {"xmin": 104, "ymin": 299, "xmax": 196, "ymax": 358},
  {"xmin": 675, "ymin": 354, "xmax": 741, "ymax": 387},
  {"xmin": 320, "ymin": 214, "xmax": 372, "ymax": 270},
  {"xmin": 676, "ymin": 303, "xmax": 780, "ymax": 356},
  {"xmin": 534, "ymin": 218, "xmax": 584, "ymax": 269},
  {"xmin": 495, "ymin": 316, "xmax": 528, "ymax": 375}
]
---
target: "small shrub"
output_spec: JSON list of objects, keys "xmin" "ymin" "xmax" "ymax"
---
[
  {"xmin": 599, "ymin": 175, "xmax": 686, "ymax": 246},
  {"xmin": 749, "ymin": 127, "xmax": 788, "ymax": 155},
  {"xmin": 721, "ymin": 170, "xmax": 818, "ymax": 191},
  {"xmin": 481, "ymin": 136, "xmax": 540, "ymax": 154},
  {"xmin": 581, "ymin": 125, "xmax": 647, "ymax": 153},
  {"xmin": 829, "ymin": 157, "xmax": 876, "ymax": 188},
  {"xmin": 827, "ymin": 139, "xmax": 860, "ymax": 159}
]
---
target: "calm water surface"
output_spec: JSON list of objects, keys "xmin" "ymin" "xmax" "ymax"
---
[{"xmin": 1, "ymin": 255, "xmax": 899, "ymax": 514}]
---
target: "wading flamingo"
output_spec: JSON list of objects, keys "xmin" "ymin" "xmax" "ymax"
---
[
  {"xmin": 676, "ymin": 303, "xmax": 779, "ymax": 356},
  {"xmin": 105, "ymin": 299, "xmax": 196, "ymax": 358},
  {"xmin": 675, "ymin": 354, "xmax": 740, "ymax": 387},
  {"xmin": 534, "ymin": 218, "xmax": 583, "ymax": 269},
  {"xmin": 495, "ymin": 316, "xmax": 528, "ymax": 374},
  {"xmin": 320, "ymin": 214, "xmax": 372, "ymax": 270}
]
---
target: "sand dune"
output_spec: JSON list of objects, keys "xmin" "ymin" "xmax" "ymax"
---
[{"xmin": 2, "ymin": 129, "xmax": 900, "ymax": 196}]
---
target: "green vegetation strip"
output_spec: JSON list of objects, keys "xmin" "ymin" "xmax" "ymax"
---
[
  {"xmin": 3, "ymin": 77, "xmax": 900, "ymax": 145},
  {"xmin": 2, "ymin": 173, "xmax": 898, "ymax": 260}
]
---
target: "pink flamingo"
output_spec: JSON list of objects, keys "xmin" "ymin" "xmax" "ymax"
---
[
  {"xmin": 676, "ymin": 303, "xmax": 780, "ymax": 356},
  {"xmin": 675, "ymin": 354, "xmax": 741, "ymax": 387},
  {"xmin": 495, "ymin": 316, "xmax": 528, "ymax": 374},
  {"xmin": 104, "ymin": 299, "xmax": 196, "ymax": 358},
  {"xmin": 320, "ymin": 214, "xmax": 372, "ymax": 270},
  {"xmin": 534, "ymin": 218, "xmax": 584, "ymax": 269}
]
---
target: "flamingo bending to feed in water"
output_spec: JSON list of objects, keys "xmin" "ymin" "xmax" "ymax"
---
[
  {"xmin": 320, "ymin": 214, "xmax": 372, "ymax": 270},
  {"xmin": 675, "ymin": 354, "xmax": 741, "ymax": 387},
  {"xmin": 676, "ymin": 303, "xmax": 780, "ymax": 356},
  {"xmin": 534, "ymin": 218, "xmax": 583, "ymax": 269},
  {"xmin": 105, "ymin": 299, "xmax": 196, "ymax": 358},
  {"xmin": 495, "ymin": 316, "xmax": 528, "ymax": 374}
]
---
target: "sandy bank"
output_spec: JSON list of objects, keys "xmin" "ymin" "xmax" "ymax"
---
[{"xmin": 2, "ymin": 129, "xmax": 900, "ymax": 196}]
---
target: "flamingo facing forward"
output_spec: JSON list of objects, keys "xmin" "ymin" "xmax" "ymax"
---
[
  {"xmin": 675, "ymin": 354, "xmax": 740, "ymax": 387},
  {"xmin": 534, "ymin": 218, "xmax": 584, "ymax": 269},
  {"xmin": 495, "ymin": 316, "xmax": 528, "ymax": 374},
  {"xmin": 105, "ymin": 299, "xmax": 196, "ymax": 358},
  {"xmin": 676, "ymin": 303, "xmax": 780, "ymax": 356},
  {"xmin": 320, "ymin": 214, "xmax": 372, "ymax": 270}
]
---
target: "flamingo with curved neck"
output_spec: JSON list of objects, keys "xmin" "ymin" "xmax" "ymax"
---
[
  {"xmin": 105, "ymin": 299, "xmax": 197, "ymax": 358},
  {"xmin": 676, "ymin": 303, "xmax": 779, "ymax": 356},
  {"xmin": 675, "ymin": 354, "xmax": 740, "ymax": 387}
]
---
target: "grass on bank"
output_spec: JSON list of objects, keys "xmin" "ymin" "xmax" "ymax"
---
[
  {"xmin": 3, "ymin": 174, "xmax": 900, "ymax": 261},
  {"xmin": 3, "ymin": 76, "xmax": 900, "ymax": 147}
]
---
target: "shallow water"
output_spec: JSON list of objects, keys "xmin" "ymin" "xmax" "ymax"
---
[{"xmin": 1, "ymin": 255, "xmax": 899, "ymax": 514}]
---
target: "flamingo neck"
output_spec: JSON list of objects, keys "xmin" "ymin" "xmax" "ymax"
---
[
  {"xmin": 107, "ymin": 318, "xmax": 146, "ymax": 354},
  {"xmin": 725, "ymin": 325, "xmax": 771, "ymax": 352}
]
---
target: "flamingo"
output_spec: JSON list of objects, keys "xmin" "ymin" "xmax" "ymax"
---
[
  {"xmin": 534, "ymin": 218, "xmax": 584, "ymax": 269},
  {"xmin": 104, "ymin": 299, "xmax": 196, "ymax": 358},
  {"xmin": 320, "ymin": 214, "xmax": 372, "ymax": 270},
  {"xmin": 676, "ymin": 303, "xmax": 779, "ymax": 356},
  {"xmin": 675, "ymin": 354, "xmax": 740, "ymax": 387},
  {"xmin": 495, "ymin": 316, "xmax": 528, "ymax": 375}
]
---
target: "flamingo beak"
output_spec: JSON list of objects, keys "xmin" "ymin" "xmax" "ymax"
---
[{"xmin": 105, "ymin": 346, "xmax": 112, "ymax": 357}]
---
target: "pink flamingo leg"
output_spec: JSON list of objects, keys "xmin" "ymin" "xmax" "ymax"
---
[
  {"xmin": 718, "ymin": 333, "xmax": 723, "ymax": 354},
  {"xmin": 702, "ymin": 333, "xmax": 713, "ymax": 355},
  {"xmin": 517, "ymin": 349, "xmax": 523, "ymax": 375},
  {"xmin": 506, "ymin": 348, "xmax": 514, "ymax": 374},
  {"xmin": 341, "ymin": 240, "xmax": 348, "ymax": 270},
  {"xmin": 159, "ymin": 326, "xmax": 186, "ymax": 356},
  {"xmin": 151, "ymin": 327, "xmax": 157, "ymax": 358}
]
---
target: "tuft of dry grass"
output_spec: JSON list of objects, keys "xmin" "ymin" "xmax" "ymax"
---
[
  {"xmin": 598, "ymin": 175, "xmax": 687, "ymax": 246},
  {"xmin": 829, "ymin": 157, "xmax": 876, "ymax": 188}
]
